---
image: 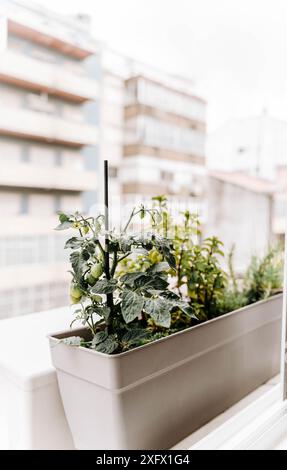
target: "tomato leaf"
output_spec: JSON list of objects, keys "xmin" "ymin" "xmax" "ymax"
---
[
  {"xmin": 121, "ymin": 290, "xmax": 144, "ymax": 323},
  {"xmin": 144, "ymin": 297, "xmax": 171, "ymax": 328}
]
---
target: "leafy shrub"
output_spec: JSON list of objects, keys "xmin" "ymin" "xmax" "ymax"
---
[
  {"xmin": 217, "ymin": 245, "xmax": 283, "ymax": 315},
  {"xmin": 146, "ymin": 196, "xmax": 227, "ymax": 320},
  {"xmin": 55, "ymin": 209, "xmax": 196, "ymax": 354},
  {"xmin": 56, "ymin": 198, "xmax": 283, "ymax": 355},
  {"xmin": 243, "ymin": 247, "xmax": 283, "ymax": 304}
]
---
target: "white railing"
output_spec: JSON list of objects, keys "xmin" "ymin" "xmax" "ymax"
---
[
  {"xmin": 0, "ymin": 105, "xmax": 98, "ymax": 146},
  {"xmin": 0, "ymin": 50, "xmax": 99, "ymax": 102},
  {"xmin": 0, "ymin": 162, "xmax": 97, "ymax": 191}
]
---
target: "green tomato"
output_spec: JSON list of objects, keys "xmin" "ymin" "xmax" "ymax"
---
[
  {"xmin": 91, "ymin": 263, "xmax": 103, "ymax": 279},
  {"xmin": 91, "ymin": 294, "xmax": 102, "ymax": 303},
  {"xmin": 87, "ymin": 274, "xmax": 96, "ymax": 286},
  {"xmin": 149, "ymin": 249, "xmax": 163, "ymax": 264},
  {"xmin": 70, "ymin": 284, "xmax": 82, "ymax": 299},
  {"xmin": 70, "ymin": 294, "xmax": 80, "ymax": 304}
]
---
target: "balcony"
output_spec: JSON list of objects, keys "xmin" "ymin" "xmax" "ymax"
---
[
  {"xmin": 0, "ymin": 51, "xmax": 99, "ymax": 103},
  {"xmin": 0, "ymin": 105, "xmax": 98, "ymax": 147},
  {"xmin": 125, "ymin": 75, "xmax": 206, "ymax": 123},
  {"xmin": 8, "ymin": 20, "xmax": 95, "ymax": 60},
  {"xmin": 0, "ymin": 162, "xmax": 97, "ymax": 192},
  {"xmin": 3, "ymin": 215, "xmax": 61, "ymax": 236},
  {"xmin": 125, "ymin": 103, "xmax": 206, "ymax": 131}
]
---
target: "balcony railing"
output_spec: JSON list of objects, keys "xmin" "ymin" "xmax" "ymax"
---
[
  {"xmin": 0, "ymin": 0, "xmax": 96, "ymax": 59},
  {"xmin": 0, "ymin": 162, "xmax": 97, "ymax": 192},
  {"xmin": 0, "ymin": 262, "xmax": 69, "ymax": 291},
  {"xmin": 0, "ymin": 51, "xmax": 99, "ymax": 103},
  {"xmin": 0, "ymin": 105, "xmax": 98, "ymax": 146}
]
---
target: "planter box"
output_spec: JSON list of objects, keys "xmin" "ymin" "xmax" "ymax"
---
[{"xmin": 48, "ymin": 294, "xmax": 282, "ymax": 450}]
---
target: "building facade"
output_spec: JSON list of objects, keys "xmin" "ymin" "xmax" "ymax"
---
[
  {"xmin": 99, "ymin": 48, "xmax": 207, "ymax": 226},
  {"xmin": 0, "ymin": 0, "xmax": 99, "ymax": 318},
  {"xmin": 0, "ymin": 1, "xmax": 207, "ymax": 319}
]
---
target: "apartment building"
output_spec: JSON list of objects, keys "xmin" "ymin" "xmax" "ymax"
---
[
  {"xmin": 0, "ymin": 0, "xmax": 99, "ymax": 318},
  {"xmin": 99, "ymin": 48, "xmax": 207, "ymax": 225},
  {"xmin": 0, "ymin": 2, "xmax": 206, "ymax": 318}
]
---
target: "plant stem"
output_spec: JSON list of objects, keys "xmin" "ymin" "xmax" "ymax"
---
[
  {"xmin": 177, "ymin": 243, "xmax": 184, "ymax": 299},
  {"xmin": 228, "ymin": 244, "xmax": 238, "ymax": 293},
  {"xmin": 95, "ymin": 239, "xmax": 105, "ymax": 257},
  {"xmin": 122, "ymin": 208, "xmax": 136, "ymax": 233}
]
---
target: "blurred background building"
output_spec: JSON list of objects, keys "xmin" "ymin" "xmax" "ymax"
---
[
  {"xmin": 99, "ymin": 47, "xmax": 207, "ymax": 225},
  {"xmin": 207, "ymin": 112, "xmax": 287, "ymax": 245},
  {"xmin": 0, "ymin": 0, "xmax": 100, "ymax": 318},
  {"xmin": 207, "ymin": 171, "xmax": 275, "ymax": 272},
  {"xmin": 0, "ymin": 0, "xmax": 207, "ymax": 318}
]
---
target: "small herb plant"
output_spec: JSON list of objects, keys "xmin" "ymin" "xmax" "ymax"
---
[
  {"xmin": 213, "ymin": 244, "xmax": 283, "ymax": 316},
  {"xmin": 242, "ymin": 247, "xmax": 283, "ymax": 303},
  {"xmin": 55, "ymin": 208, "xmax": 196, "ymax": 354}
]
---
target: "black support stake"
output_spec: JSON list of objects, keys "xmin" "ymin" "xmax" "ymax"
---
[
  {"xmin": 104, "ymin": 160, "xmax": 114, "ymax": 327},
  {"xmin": 104, "ymin": 160, "xmax": 110, "ymax": 277}
]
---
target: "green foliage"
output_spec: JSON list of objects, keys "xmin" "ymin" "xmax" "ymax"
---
[
  {"xmin": 243, "ymin": 247, "xmax": 283, "ymax": 304},
  {"xmin": 121, "ymin": 290, "xmax": 145, "ymax": 323},
  {"xmin": 144, "ymin": 297, "xmax": 172, "ymax": 328},
  {"xmin": 149, "ymin": 198, "xmax": 227, "ymax": 320},
  {"xmin": 217, "ymin": 245, "xmax": 283, "ymax": 315},
  {"xmin": 56, "ymin": 208, "xmax": 190, "ymax": 354},
  {"xmin": 57, "ymin": 200, "xmax": 283, "ymax": 355}
]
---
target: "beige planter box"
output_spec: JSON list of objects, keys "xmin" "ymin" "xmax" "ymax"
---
[{"xmin": 48, "ymin": 294, "xmax": 282, "ymax": 450}]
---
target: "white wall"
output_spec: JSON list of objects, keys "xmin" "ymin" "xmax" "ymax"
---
[{"xmin": 206, "ymin": 177, "xmax": 272, "ymax": 271}]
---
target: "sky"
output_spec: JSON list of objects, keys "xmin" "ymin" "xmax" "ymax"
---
[{"xmin": 33, "ymin": 0, "xmax": 287, "ymax": 132}]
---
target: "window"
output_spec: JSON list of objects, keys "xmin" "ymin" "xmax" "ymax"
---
[
  {"xmin": 54, "ymin": 194, "xmax": 61, "ymax": 213},
  {"xmin": 62, "ymin": 103, "xmax": 84, "ymax": 123},
  {"xmin": 0, "ymin": 191, "xmax": 21, "ymax": 215},
  {"xmin": 29, "ymin": 193, "xmax": 55, "ymax": 216},
  {"xmin": 0, "ymin": 282, "xmax": 69, "ymax": 319},
  {"xmin": 26, "ymin": 92, "xmax": 56, "ymax": 114},
  {"xmin": 20, "ymin": 193, "xmax": 29, "ymax": 215},
  {"xmin": 30, "ymin": 48, "xmax": 60, "ymax": 64},
  {"xmin": 21, "ymin": 144, "xmax": 30, "ymax": 163},
  {"xmin": 109, "ymin": 166, "xmax": 118, "ymax": 178},
  {"xmin": 161, "ymin": 170, "xmax": 173, "ymax": 183},
  {"xmin": 54, "ymin": 150, "xmax": 62, "ymax": 167},
  {"xmin": 0, "ymin": 139, "xmax": 21, "ymax": 163},
  {"xmin": 62, "ymin": 150, "xmax": 84, "ymax": 170},
  {"xmin": 30, "ymin": 145, "xmax": 56, "ymax": 168},
  {"xmin": 0, "ymin": 234, "xmax": 68, "ymax": 268},
  {"xmin": 127, "ymin": 115, "xmax": 205, "ymax": 155}
]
